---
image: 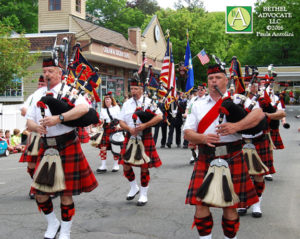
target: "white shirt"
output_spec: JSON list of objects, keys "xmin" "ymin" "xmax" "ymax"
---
[
  {"xmin": 22, "ymin": 93, "xmax": 34, "ymax": 110},
  {"xmin": 100, "ymin": 105, "xmax": 120, "ymax": 123},
  {"xmin": 242, "ymin": 95, "xmax": 262, "ymax": 138},
  {"xmin": 117, "ymin": 96, "xmax": 162, "ymax": 128},
  {"xmin": 183, "ymin": 93, "xmax": 242, "ymax": 143},
  {"xmin": 26, "ymin": 83, "xmax": 88, "ymax": 137}
]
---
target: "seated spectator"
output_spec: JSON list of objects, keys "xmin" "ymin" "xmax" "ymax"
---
[
  {"xmin": 0, "ymin": 129, "xmax": 6, "ymax": 141},
  {"xmin": 5, "ymin": 130, "xmax": 17, "ymax": 153},
  {"xmin": 10, "ymin": 129, "xmax": 25, "ymax": 152}
]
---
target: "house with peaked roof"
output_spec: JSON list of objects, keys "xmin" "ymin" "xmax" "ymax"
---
[{"xmin": 1, "ymin": 0, "xmax": 167, "ymax": 105}]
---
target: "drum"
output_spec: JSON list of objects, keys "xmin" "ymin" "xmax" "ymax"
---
[{"xmin": 109, "ymin": 130, "xmax": 125, "ymax": 156}]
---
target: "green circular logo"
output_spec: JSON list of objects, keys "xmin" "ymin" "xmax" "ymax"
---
[{"xmin": 228, "ymin": 7, "xmax": 251, "ymax": 31}]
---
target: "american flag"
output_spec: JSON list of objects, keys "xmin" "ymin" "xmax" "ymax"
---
[
  {"xmin": 197, "ymin": 49, "xmax": 210, "ymax": 65},
  {"xmin": 138, "ymin": 57, "xmax": 147, "ymax": 74},
  {"xmin": 159, "ymin": 38, "xmax": 176, "ymax": 107}
]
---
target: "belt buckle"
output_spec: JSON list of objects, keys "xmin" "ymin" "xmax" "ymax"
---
[
  {"xmin": 46, "ymin": 138, "xmax": 57, "ymax": 146},
  {"xmin": 215, "ymin": 145, "xmax": 227, "ymax": 157}
]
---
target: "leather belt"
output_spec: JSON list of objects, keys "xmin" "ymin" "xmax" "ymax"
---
[
  {"xmin": 198, "ymin": 140, "xmax": 242, "ymax": 157},
  {"xmin": 44, "ymin": 130, "xmax": 76, "ymax": 147},
  {"xmin": 243, "ymin": 134, "xmax": 266, "ymax": 144}
]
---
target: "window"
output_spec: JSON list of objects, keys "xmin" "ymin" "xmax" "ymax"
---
[
  {"xmin": 49, "ymin": 0, "xmax": 61, "ymax": 11},
  {"xmin": 0, "ymin": 77, "xmax": 23, "ymax": 97},
  {"xmin": 76, "ymin": 0, "xmax": 81, "ymax": 13}
]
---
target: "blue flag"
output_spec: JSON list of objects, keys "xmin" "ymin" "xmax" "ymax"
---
[{"xmin": 184, "ymin": 39, "xmax": 194, "ymax": 92}]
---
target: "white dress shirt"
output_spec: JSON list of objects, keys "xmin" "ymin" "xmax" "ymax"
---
[
  {"xmin": 117, "ymin": 96, "xmax": 162, "ymax": 128},
  {"xmin": 183, "ymin": 93, "xmax": 242, "ymax": 143},
  {"xmin": 242, "ymin": 95, "xmax": 263, "ymax": 138},
  {"xmin": 26, "ymin": 83, "xmax": 88, "ymax": 137},
  {"xmin": 100, "ymin": 105, "xmax": 120, "ymax": 123}
]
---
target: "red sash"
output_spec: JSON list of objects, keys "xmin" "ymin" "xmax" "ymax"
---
[{"xmin": 197, "ymin": 98, "xmax": 222, "ymax": 133}]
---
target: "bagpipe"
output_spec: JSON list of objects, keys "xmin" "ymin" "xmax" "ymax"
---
[
  {"xmin": 257, "ymin": 65, "xmax": 290, "ymax": 129},
  {"xmin": 37, "ymin": 41, "xmax": 100, "ymax": 128},
  {"xmin": 32, "ymin": 40, "xmax": 101, "ymax": 193}
]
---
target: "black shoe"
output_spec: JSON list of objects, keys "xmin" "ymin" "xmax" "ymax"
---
[
  {"xmin": 166, "ymin": 143, "xmax": 171, "ymax": 148},
  {"xmin": 136, "ymin": 201, "xmax": 147, "ymax": 206},
  {"xmin": 252, "ymin": 212, "xmax": 262, "ymax": 218},
  {"xmin": 96, "ymin": 168, "xmax": 107, "ymax": 174},
  {"xmin": 160, "ymin": 145, "xmax": 165, "ymax": 148},
  {"xmin": 177, "ymin": 144, "xmax": 181, "ymax": 148},
  {"xmin": 28, "ymin": 191, "xmax": 35, "ymax": 200},
  {"xmin": 126, "ymin": 191, "xmax": 139, "ymax": 201},
  {"xmin": 264, "ymin": 175, "xmax": 273, "ymax": 181},
  {"xmin": 183, "ymin": 145, "xmax": 188, "ymax": 149},
  {"xmin": 189, "ymin": 159, "xmax": 195, "ymax": 165},
  {"xmin": 238, "ymin": 208, "xmax": 248, "ymax": 216}
]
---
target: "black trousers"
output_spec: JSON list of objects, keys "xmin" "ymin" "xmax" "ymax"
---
[
  {"xmin": 153, "ymin": 122, "xmax": 167, "ymax": 146},
  {"xmin": 167, "ymin": 122, "xmax": 182, "ymax": 146}
]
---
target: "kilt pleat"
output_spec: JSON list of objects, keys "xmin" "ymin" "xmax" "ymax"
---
[
  {"xmin": 32, "ymin": 135, "xmax": 98, "ymax": 196},
  {"xmin": 186, "ymin": 141, "xmax": 259, "ymax": 208},
  {"xmin": 120, "ymin": 131, "xmax": 162, "ymax": 168},
  {"xmin": 270, "ymin": 129, "xmax": 284, "ymax": 149},
  {"xmin": 77, "ymin": 127, "xmax": 90, "ymax": 143},
  {"xmin": 19, "ymin": 146, "xmax": 38, "ymax": 163},
  {"xmin": 99, "ymin": 123, "xmax": 116, "ymax": 149}
]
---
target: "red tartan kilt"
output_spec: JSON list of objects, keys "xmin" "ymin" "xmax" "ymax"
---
[
  {"xmin": 270, "ymin": 129, "xmax": 284, "ymax": 149},
  {"xmin": 32, "ymin": 134, "xmax": 98, "ymax": 196},
  {"xmin": 120, "ymin": 131, "xmax": 162, "ymax": 168},
  {"xmin": 99, "ymin": 124, "xmax": 116, "ymax": 149},
  {"xmin": 77, "ymin": 127, "xmax": 90, "ymax": 143},
  {"xmin": 252, "ymin": 134, "xmax": 276, "ymax": 175},
  {"xmin": 186, "ymin": 141, "xmax": 259, "ymax": 208},
  {"xmin": 19, "ymin": 147, "xmax": 38, "ymax": 163}
]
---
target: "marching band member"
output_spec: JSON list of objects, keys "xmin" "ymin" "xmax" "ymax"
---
[
  {"xmin": 261, "ymin": 85, "xmax": 286, "ymax": 181},
  {"xmin": 96, "ymin": 91, "xmax": 121, "ymax": 173},
  {"xmin": 183, "ymin": 64, "xmax": 264, "ymax": 239},
  {"xmin": 19, "ymin": 75, "xmax": 46, "ymax": 199},
  {"xmin": 187, "ymin": 83, "xmax": 207, "ymax": 164},
  {"xmin": 26, "ymin": 58, "xmax": 98, "ymax": 239},
  {"xmin": 238, "ymin": 82, "xmax": 274, "ymax": 218},
  {"xmin": 117, "ymin": 78, "xmax": 163, "ymax": 206}
]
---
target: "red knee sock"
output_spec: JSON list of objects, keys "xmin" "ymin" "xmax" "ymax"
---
[
  {"xmin": 124, "ymin": 168, "xmax": 135, "ymax": 182},
  {"xmin": 141, "ymin": 170, "xmax": 150, "ymax": 187},
  {"xmin": 193, "ymin": 214, "xmax": 213, "ymax": 236},
  {"xmin": 100, "ymin": 149, "xmax": 107, "ymax": 160},
  {"xmin": 222, "ymin": 216, "xmax": 240, "ymax": 238},
  {"xmin": 36, "ymin": 198, "xmax": 53, "ymax": 215},
  {"xmin": 61, "ymin": 203, "xmax": 75, "ymax": 221},
  {"xmin": 254, "ymin": 180, "xmax": 265, "ymax": 197},
  {"xmin": 27, "ymin": 166, "xmax": 35, "ymax": 179}
]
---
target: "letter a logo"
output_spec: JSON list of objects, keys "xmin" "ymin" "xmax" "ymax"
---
[{"xmin": 226, "ymin": 6, "xmax": 253, "ymax": 34}]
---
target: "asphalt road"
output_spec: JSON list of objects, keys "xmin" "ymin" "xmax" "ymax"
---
[{"xmin": 0, "ymin": 106, "xmax": 300, "ymax": 239}]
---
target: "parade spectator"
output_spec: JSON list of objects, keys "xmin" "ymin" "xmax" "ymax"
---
[
  {"xmin": 10, "ymin": 129, "xmax": 25, "ymax": 152},
  {"xmin": 289, "ymin": 90, "xmax": 295, "ymax": 104},
  {"xmin": 5, "ymin": 130, "xmax": 17, "ymax": 153},
  {"xmin": 0, "ymin": 129, "xmax": 5, "ymax": 141}
]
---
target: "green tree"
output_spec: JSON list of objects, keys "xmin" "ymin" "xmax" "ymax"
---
[
  {"xmin": 127, "ymin": 0, "xmax": 160, "ymax": 15},
  {"xmin": 0, "ymin": 0, "xmax": 38, "ymax": 33},
  {"xmin": 0, "ymin": 24, "xmax": 38, "ymax": 92},
  {"xmin": 86, "ymin": 0, "xmax": 146, "ymax": 37}
]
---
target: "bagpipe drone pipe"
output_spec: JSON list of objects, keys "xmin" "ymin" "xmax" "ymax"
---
[{"xmin": 37, "ymin": 42, "xmax": 100, "ymax": 127}]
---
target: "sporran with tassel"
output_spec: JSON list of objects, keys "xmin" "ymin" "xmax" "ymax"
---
[
  {"xmin": 26, "ymin": 132, "xmax": 41, "ymax": 156},
  {"xmin": 32, "ymin": 148, "xmax": 65, "ymax": 193},
  {"xmin": 123, "ymin": 135, "xmax": 150, "ymax": 165},
  {"xmin": 242, "ymin": 139, "xmax": 269, "ymax": 175},
  {"xmin": 196, "ymin": 158, "xmax": 239, "ymax": 207}
]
